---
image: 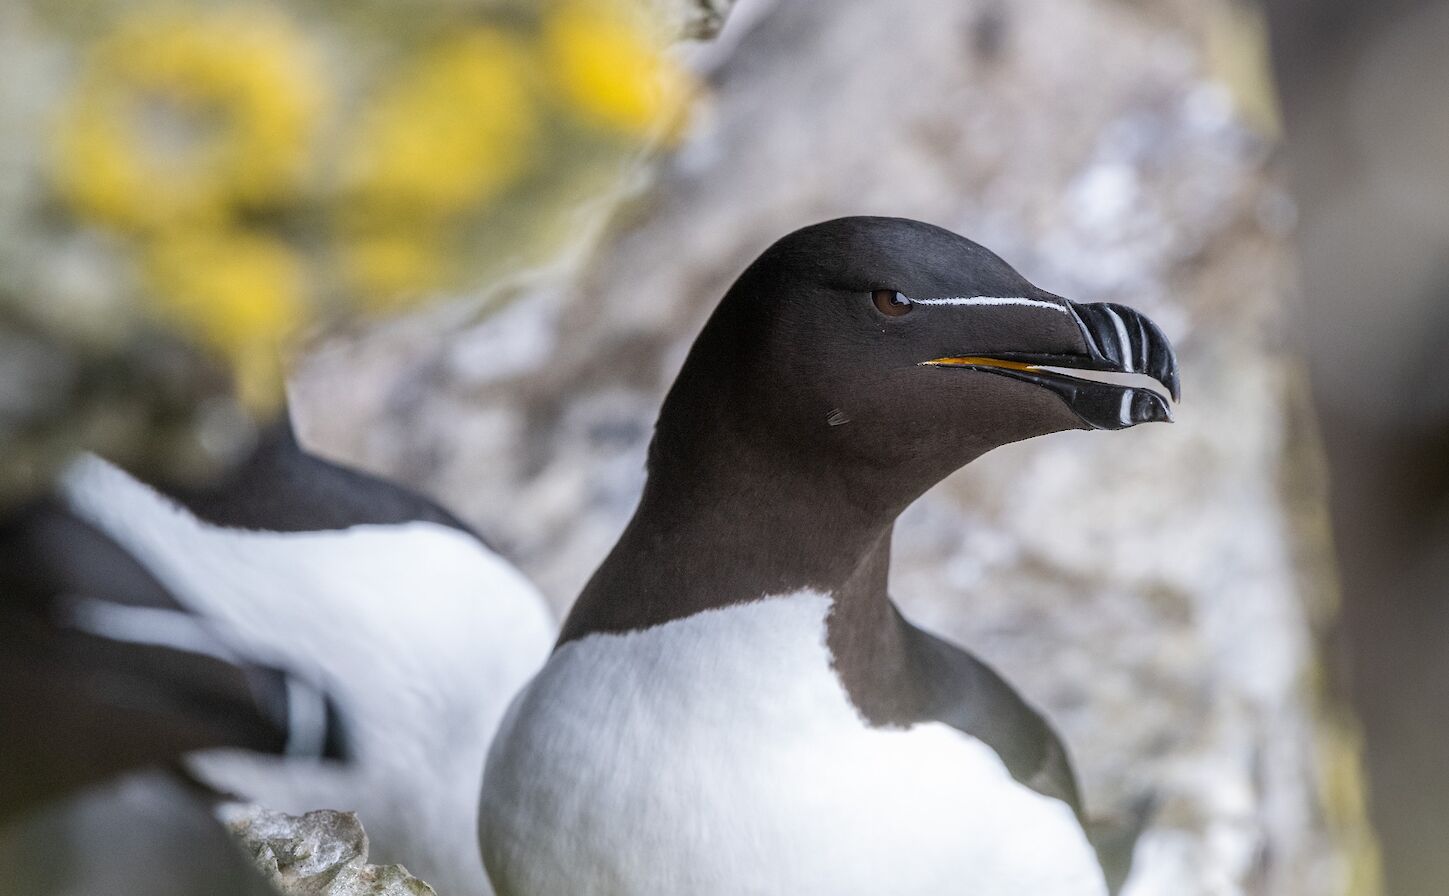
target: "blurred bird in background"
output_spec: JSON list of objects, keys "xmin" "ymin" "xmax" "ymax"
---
[
  {"xmin": 0, "ymin": 491, "xmax": 350, "ymax": 896},
  {"xmin": 42, "ymin": 419, "xmax": 553, "ymax": 895},
  {"xmin": 0, "ymin": 0, "xmax": 693, "ymax": 893},
  {"xmin": 0, "ymin": 494, "xmax": 350, "ymax": 824}
]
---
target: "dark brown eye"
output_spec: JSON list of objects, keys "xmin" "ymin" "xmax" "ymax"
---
[{"xmin": 872, "ymin": 289, "xmax": 913, "ymax": 317}]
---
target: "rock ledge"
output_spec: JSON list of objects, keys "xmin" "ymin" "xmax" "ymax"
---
[{"xmin": 223, "ymin": 804, "xmax": 436, "ymax": 896}]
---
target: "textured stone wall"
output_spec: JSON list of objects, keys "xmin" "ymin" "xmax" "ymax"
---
[
  {"xmin": 647, "ymin": 0, "xmax": 735, "ymax": 39},
  {"xmin": 293, "ymin": 0, "xmax": 1363, "ymax": 892},
  {"xmin": 1267, "ymin": 2, "xmax": 1449, "ymax": 893},
  {"xmin": 223, "ymin": 804, "xmax": 436, "ymax": 896}
]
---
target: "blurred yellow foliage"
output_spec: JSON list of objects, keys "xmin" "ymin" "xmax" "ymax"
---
[
  {"xmin": 4, "ymin": 0, "xmax": 695, "ymax": 497},
  {"xmin": 144, "ymin": 228, "xmax": 306, "ymax": 408},
  {"xmin": 545, "ymin": 0, "xmax": 692, "ymax": 138},
  {"xmin": 344, "ymin": 30, "xmax": 537, "ymax": 218},
  {"xmin": 19, "ymin": 0, "xmax": 695, "ymax": 445},
  {"xmin": 338, "ymin": 28, "xmax": 538, "ymax": 305},
  {"xmin": 339, "ymin": 228, "xmax": 447, "ymax": 310},
  {"xmin": 53, "ymin": 6, "xmax": 322, "ymax": 231},
  {"xmin": 1204, "ymin": 1, "xmax": 1281, "ymax": 136}
]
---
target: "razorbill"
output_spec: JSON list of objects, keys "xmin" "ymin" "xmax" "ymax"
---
[
  {"xmin": 0, "ymin": 492, "xmax": 348, "ymax": 896},
  {"xmin": 28, "ymin": 415, "xmax": 555, "ymax": 895},
  {"xmin": 478, "ymin": 217, "xmax": 1179, "ymax": 896},
  {"xmin": 0, "ymin": 497, "xmax": 347, "ymax": 826}
]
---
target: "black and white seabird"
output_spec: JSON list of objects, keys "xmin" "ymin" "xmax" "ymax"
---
[
  {"xmin": 0, "ymin": 491, "xmax": 348, "ymax": 895},
  {"xmin": 479, "ymin": 217, "xmax": 1180, "ymax": 895},
  {"xmin": 0, "ymin": 497, "xmax": 346, "ymax": 825},
  {"xmin": 3, "ymin": 416, "xmax": 554, "ymax": 895}
]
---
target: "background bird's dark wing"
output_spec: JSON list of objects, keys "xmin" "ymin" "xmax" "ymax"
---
[
  {"xmin": 0, "ymin": 500, "xmax": 347, "ymax": 825},
  {"xmin": 154, "ymin": 416, "xmax": 486, "ymax": 541}
]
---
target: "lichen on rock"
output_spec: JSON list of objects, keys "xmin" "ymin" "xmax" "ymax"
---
[
  {"xmin": 222, "ymin": 804, "xmax": 436, "ymax": 896},
  {"xmin": 645, "ymin": 0, "xmax": 737, "ymax": 39}
]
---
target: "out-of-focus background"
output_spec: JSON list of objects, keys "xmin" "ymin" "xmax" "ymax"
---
[{"xmin": 4, "ymin": 0, "xmax": 1447, "ymax": 893}]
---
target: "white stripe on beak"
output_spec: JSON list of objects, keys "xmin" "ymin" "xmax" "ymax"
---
[
  {"xmin": 1102, "ymin": 306, "xmax": 1133, "ymax": 373},
  {"xmin": 912, "ymin": 296, "xmax": 1070, "ymax": 314}
]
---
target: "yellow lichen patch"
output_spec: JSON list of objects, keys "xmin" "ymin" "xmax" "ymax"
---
[
  {"xmin": 343, "ymin": 29, "xmax": 537, "ymax": 220},
  {"xmin": 544, "ymin": 0, "xmax": 694, "ymax": 139},
  {"xmin": 13, "ymin": 0, "xmax": 698, "ymax": 490},
  {"xmin": 1204, "ymin": 1, "xmax": 1280, "ymax": 137},
  {"xmin": 143, "ymin": 227, "xmax": 307, "ymax": 408},
  {"xmin": 53, "ymin": 5, "xmax": 323, "ymax": 231},
  {"xmin": 339, "ymin": 227, "xmax": 448, "ymax": 310}
]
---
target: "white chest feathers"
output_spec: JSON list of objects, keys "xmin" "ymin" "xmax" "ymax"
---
[
  {"xmin": 479, "ymin": 591, "xmax": 1106, "ymax": 896},
  {"xmin": 60, "ymin": 455, "xmax": 556, "ymax": 896}
]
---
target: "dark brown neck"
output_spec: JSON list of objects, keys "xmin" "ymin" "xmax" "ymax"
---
[
  {"xmin": 557, "ymin": 445, "xmax": 1079, "ymax": 807},
  {"xmin": 558, "ymin": 430, "xmax": 901, "ymax": 644},
  {"xmin": 556, "ymin": 456, "xmax": 940, "ymax": 732},
  {"xmin": 820, "ymin": 531, "xmax": 928, "ymax": 718},
  {"xmin": 554, "ymin": 425, "xmax": 1077, "ymax": 807}
]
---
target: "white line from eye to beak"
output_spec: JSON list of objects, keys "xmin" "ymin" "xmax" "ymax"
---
[
  {"xmin": 1102, "ymin": 306, "xmax": 1134, "ymax": 373},
  {"xmin": 912, "ymin": 296, "xmax": 1070, "ymax": 314}
]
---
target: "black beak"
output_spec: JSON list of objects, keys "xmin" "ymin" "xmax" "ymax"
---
[
  {"xmin": 921, "ymin": 300, "xmax": 1180, "ymax": 431},
  {"xmin": 1067, "ymin": 301, "xmax": 1181, "ymax": 402}
]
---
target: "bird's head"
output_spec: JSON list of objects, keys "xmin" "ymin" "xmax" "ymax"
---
[{"xmin": 652, "ymin": 216, "xmax": 1180, "ymax": 514}]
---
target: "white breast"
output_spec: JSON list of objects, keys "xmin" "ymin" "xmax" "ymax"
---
[
  {"xmin": 61, "ymin": 456, "xmax": 556, "ymax": 896},
  {"xmin": 480, "ymin": 591, "xmax": 1106, "ymax": 896}
]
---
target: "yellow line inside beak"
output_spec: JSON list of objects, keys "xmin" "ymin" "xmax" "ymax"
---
[{"xmin": 920, "ymin": 356, "xmax": 1041, "ymax": 372}]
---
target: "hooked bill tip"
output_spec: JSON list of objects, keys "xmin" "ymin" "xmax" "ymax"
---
[{"xmin": 1134, "ymin": 389, "xmax": 1173, "ymax": 425}]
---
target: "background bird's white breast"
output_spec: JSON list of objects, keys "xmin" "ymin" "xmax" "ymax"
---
[
  {"xmin": 61, "ymin": 455, "xmax": 555, "ymax": 895},
  {"xmin": 480, "ymin": 591, "xmax": 1106, "ymax": 896}
]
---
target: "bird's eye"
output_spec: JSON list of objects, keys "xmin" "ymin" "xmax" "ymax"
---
[{"xmin": 872, "ymin": 289, "xmax": 913, "ymax": 317}]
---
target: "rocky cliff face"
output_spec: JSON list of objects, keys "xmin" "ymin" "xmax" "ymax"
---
[
  {"xmin": 224, "ymin": 805, "xmax": 436, "ymax": 896},
  {"xmin": 293, "ymin": 0, "xmax": 1363, "ymax": 892}
]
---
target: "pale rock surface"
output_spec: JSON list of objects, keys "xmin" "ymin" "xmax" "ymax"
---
[
  {"xmin": 649, "ymin": 0, "xmax": 736, "ymax": 39},
  {"xmin": 223, "ymin": 804, "xmax": 436, "ymax": 896},
  {"xmin": 294, "ymin": 0, "xmax": 1363, "ymax": 892}
]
